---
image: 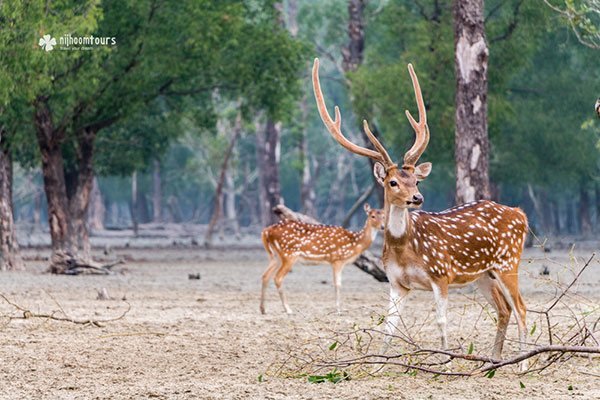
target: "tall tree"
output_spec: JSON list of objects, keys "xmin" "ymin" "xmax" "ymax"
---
[
  {"xmin": 6, "ymin": 0, "xmax": 304, "ymax": 271},
  {"xmin": 453, "ymin": 0, "xmax": 490, "ymax": 203}
]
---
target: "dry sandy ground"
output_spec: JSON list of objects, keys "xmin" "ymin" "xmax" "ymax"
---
[{"xmin": 0, "ymin": 246, "xmax": 599, "ymax": 399}]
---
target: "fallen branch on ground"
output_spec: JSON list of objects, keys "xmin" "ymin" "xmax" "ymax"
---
[{"xmin": 0, "ymin": 292, "xmax": 130, "ymax": 327}]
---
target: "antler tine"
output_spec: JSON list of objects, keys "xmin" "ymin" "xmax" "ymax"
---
[
  {"xmin": 362, "ymin": 120, "xmax": 394, "ymax": 167},
  {"xmin": 403, "ymin": 63, "xmax": 430, "ymax": 166},
  {"xmin": 312, "ymin": 58, "xmax": 386, "ymax": 164}
]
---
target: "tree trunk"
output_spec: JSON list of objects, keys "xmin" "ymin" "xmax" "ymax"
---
[
  {"xmin": 342, "ymin": 0, "xmax": 365, "ymax": 72},
  {"xmin": 88, "ymin": 176, "xmax": 105, "ymax": 231},
  {"xmin": 224, "ymin": 170, "xmax": 239, "ymax": 236},
  {"xmin": 453, "ymin": 0, "xmax": 490, "ymax": 204},
  {"xmin": 68, "ymin": 128, "xmax": 96, "ymax": 262},
  {"xmin": 579, "ymin": 185, "xmax": 592, "ymax": 236},
  {"xmin": 0, "ymin": 137, "xmax": 24, "ymax": 271},
  {"xmin": 131, "ymin": 171, "xmax": 138, "ymax": 236},
  {"xmin": 34, "ymin": 98, "xmax": 72, "ymax": 257},
  {"xmin": 256, "ymin": 119, "xmax": 282, "ymax": 226},
  {"xmin": 33, "ymin": 185, "xmax": 42, "ymax": 231},
  {"xmin": 595, "ymin": 183, "xmax": 600, "ymax": 234},
  {"xmin": 152, "ymin": 158, "xmax": 162, "ymax": 222},
  {"xmin": 205, "ymin": 123, "xmax": 241, "ymax": 246},
  {"xmin": 340, "ymin": 0, "xmax": 384, "ymax": 207}
]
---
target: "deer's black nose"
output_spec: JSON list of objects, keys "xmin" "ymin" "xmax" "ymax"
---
[{"xmin": 412, "ymin": 193, "xmax": 423, "ymax": 205}]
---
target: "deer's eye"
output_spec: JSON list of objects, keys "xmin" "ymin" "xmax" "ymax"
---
[{"xmin": 390, "ymin": 180, "xmax": 398, "ymax": 187}]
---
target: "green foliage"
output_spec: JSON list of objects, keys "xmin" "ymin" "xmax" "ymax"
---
[
  {"xmin": 1, "ymin": 0, "xmax": 307, "ymax": 177},
  {"xmin": 307, "ymin": 368, "xmax": 350, "ymax": 384},
  {"xmin": 544, "ymin": 0, "xmax": 600, "ymax": 48}
]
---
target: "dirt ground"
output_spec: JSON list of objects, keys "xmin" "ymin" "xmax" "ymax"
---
[{"xmin": 0, "ymin": 244, "xmax": 599, "ymax": 400}]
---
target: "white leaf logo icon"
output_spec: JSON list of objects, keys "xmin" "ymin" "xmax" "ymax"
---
[{"xmin": 39, "ymin": 34, "xmax": 57, "ymax": 52}]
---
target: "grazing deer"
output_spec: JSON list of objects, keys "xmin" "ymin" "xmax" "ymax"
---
[
  {"xmin": 260, "ymin": 204, "xmax": 385, "ymax": 315},
  {"xmin": 312, "ymin": 58, "xmax": 529, "ymax": 370}
]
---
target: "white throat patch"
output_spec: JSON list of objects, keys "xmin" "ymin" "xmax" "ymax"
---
[{"xmin": 388, "ymin": 205, "xmax": 408, "ymax": 238}]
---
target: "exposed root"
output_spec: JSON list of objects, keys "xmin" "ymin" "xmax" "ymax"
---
[{"xmin": 48, "ymin": 251, "xmax": 125, "ymax": 275}]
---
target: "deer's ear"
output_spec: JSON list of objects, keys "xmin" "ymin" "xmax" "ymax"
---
[
  {"xmin": 363, "ymin": 203, "xmax": 371, "ymax": 213},
  {"xmin": 414, "ymin": 162, "xmax": 432, "ymax": 181},
  {"xmin": 373, "ymin": 162, "xmax": 386, "ymax": 186}
]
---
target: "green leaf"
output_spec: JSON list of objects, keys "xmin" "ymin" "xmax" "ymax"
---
[
  {"xmin": 467, "ymin": 342, "xmax": 474, "ymax": 354},
  {"xmin": 329, "ymin": 341, "xmax": 338, "ymax": 351},
  {"xmin": 530, "ymin": 322, "xmax": 537, "ymax": 336},
  {"xmin": 307, "ymin": 369, "xmax": 350, "ymax": 384},
  {"xmin": 485, "ymin": 369, "xmax": 496, "ymax": 379},
  {"xmin": 519, "ymin": 381, "xmax": 526, "ymax": 389},
  {"xmin": 568, "ymin": 385, "xmax": 574, "ymax": 391},
  {"xmin": 258, "ymin": 374, "xmax": 263, "ymax": 383}
]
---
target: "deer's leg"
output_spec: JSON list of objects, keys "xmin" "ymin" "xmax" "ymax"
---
[
  {"xmin": 274, "ymin": 258, "xmax": 295, "ymax": 314},
  {"xmin": 331, "ymin": 262, "xmax": 345, "ymax": 314},
  {"xmin": 431, "ymin": 281, "xmax": 449, "ymax": 350},
  {"xmin": 260, "ymin": 254, "xmax": 280, "ymax": 315},
  {"xmin": 382, "ymin": 284, "xmax": 410, "ymax": 352},
  {"xmin": 493, "ymin": 271, "xmax": 528, "ymax": 371},
  {"xmin": 476, "ymin": 274, "xmax": 511, "ymax": 359}
]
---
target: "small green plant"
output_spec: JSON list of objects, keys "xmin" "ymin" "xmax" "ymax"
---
[
  {"xmin": 530, "ymin": 322, "xmax": 537, "ymax": 336},
  {"xmin": 467, "ymin": 342, "xmax": 474, "ymax": 354},
  {"xmin": 568, "ymin": 384, "xmax": 574, "ymax": 391},
  {"xmin": 484, "ymin": 369, "xmax": 496, "ymax": 379},
  {"xmin": 307, "ymin": 369, "xmax": 350, "ymax": 384},
  {"xmin": 519, "ymin": 381, "xmax": 526, "ymax": 389},
  {"xmin": 329, "ymin": 341, "xmax": 338, "ymax": 351}
]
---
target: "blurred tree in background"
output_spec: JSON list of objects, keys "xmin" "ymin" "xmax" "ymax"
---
[{"xmin": 1, "ymin": 0, "xmax": 599, "ymax": 272}]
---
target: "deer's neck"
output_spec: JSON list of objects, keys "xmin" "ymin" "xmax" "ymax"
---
[
  {"xmin": 357, "ymin": 220, "xmax": 377, "ymax": 249},
  {"xmin": 386, "ymin": 205, "xmax": 411, "ymax": 239}
]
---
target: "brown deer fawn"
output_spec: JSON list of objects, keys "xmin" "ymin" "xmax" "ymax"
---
[
  {"xmin": 260, "ymin": 204, "xmax": 384, "ymax": 315},
  {"xmin": 312, "ymin": 58, "xmax": 529, "ymax": 370}
]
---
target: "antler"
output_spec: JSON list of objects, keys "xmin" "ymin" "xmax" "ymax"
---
[
  {"xmin": 312, "ymin": 58, "xmax": 394, "ymax": 167},
  {"xmin": 403, "ymin": 63, "xmax": 430, "ymax": 167}
]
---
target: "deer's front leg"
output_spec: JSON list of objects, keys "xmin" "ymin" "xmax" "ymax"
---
[
  {"xmin": 431, "ymin": 282, "xmax": 449, "ymax": 350},
  {"xmin": 331, "ymin": 262, "xmax": 345, "ymax": 315},
  {"xmin": 382, "ymin": 284, "xmax": 410, "ymax": 352}
]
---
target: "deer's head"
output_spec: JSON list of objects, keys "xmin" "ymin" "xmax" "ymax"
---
[
  {"xmin": 312, "ymin": 59, "xmax": 431, "ymax": 210},
  {"xmin": 364, "ymin": 203, "xmax": 385, "ymax": 231}
]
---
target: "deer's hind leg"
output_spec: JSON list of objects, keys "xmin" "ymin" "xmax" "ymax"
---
[
  {"xmin": 274, "ymin": 257, "xmax": 297, "ymax": 314},
  {"xmin": 492, "ymin": 270, "xmax": 528, "ymax": 371},
  {"xmin": 476, "ymin": 274, "xmax": 512, "ymax": 359},
  {"xmin": 260, "ymin": 251, "xmax": 281, "ymax": 314}
]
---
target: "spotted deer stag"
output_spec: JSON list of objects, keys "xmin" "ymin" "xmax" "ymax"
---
[
  {"xmin": 312, "ymin": 58, "xmax": 529, "ymax": 370},
  {"xmin": 260, "ymin": 204, "xmax": 384, "ymax": 315}
]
